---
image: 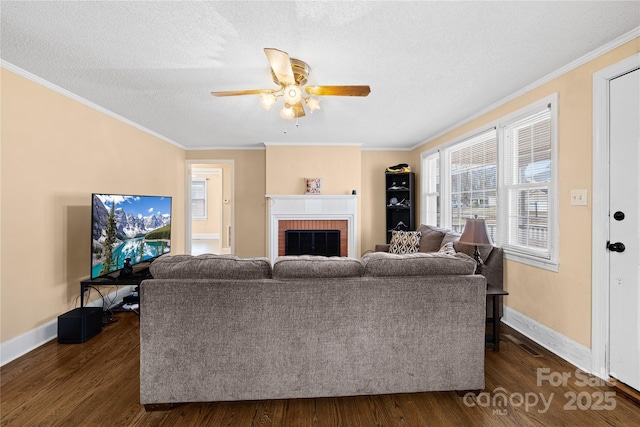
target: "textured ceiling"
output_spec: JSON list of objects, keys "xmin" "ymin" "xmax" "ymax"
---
[{"xmin": 1, "ymin": 1, "xmax": 638, "ymax": 150}]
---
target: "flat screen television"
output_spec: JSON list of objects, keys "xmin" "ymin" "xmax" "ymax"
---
[{"xmin": 91, "ymin": 193, "xmax": 172, "ymax": 279}]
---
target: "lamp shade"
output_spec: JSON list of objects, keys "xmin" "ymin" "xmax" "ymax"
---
[
  {"xmin": 279, "ymin": 104, "xmax": 295, "ymax": 120},
  {"xmin": 305, "ymin": 96, "xmax": 320, "ymax": 112},
  {"xmin": 283, "ymin": 85, "xmax": 302, "ymax": 105},
  {"xmin": 459, "ymin": 218, "xmax": 493, "ymax": 246},
  {"xmin": 259, "ymin": 92, "xmax": 277, "ymax": 110}
]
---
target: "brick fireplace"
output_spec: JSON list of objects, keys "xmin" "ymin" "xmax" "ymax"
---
[{"xmin": 266, "ymin": 195, "xmax": 358, "ymax": 263}]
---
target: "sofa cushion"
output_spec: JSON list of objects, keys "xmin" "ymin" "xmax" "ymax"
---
[
  {"xmin": 438, "ymin": 241, "xmax": 456, "ymax": 255},
  {"xmin": 273, "ymin": 255, "xmax": 363, "ymax": 279},
  {"xmin": 441, "ymin": 230, "xmax": 461, "ymax": 247},
  {"xmin": 361, "ymin": 251, "xmax": 477, "ymax": 276},
  {"xmin": 416, "ymin": 224, "xmax": 447, "ymax": 252},
  {"xmin": 150, "ymin": 254, "xmax": 272, "ymax": 280},
  {"xmin": 388, "ymin": 230, "xmax": 421, "ymax": 254}
]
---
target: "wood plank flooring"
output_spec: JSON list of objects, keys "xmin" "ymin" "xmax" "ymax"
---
[{"xmin": 2, "ymin": 311, "xmax": 639, "ymax": 426}]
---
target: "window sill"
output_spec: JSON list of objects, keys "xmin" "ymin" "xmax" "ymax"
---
[{"xmin": 504, "ymin": 251, "xmax": 559, "ymax": 272}]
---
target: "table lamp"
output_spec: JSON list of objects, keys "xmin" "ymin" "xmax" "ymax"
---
[{"xmin": 459, "ymin": 217, "xmax": 493, "ymax": 274}]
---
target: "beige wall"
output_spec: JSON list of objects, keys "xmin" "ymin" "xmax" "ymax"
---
[
  {"xmin": 265, "ymin": 145, "xmax": 361, "ymax": 196},
  {"xmin": 410, "ymin": 38, "xmax": 639, "ymax": 348},
  {"xmin": 1, "ymin": 69, "xmax": 186, "ymax": 343}
]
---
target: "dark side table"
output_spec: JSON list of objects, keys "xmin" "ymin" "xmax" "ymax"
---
[{"xmin": 486, "ymin": 285, "xmax": 509, "ymax": 351}]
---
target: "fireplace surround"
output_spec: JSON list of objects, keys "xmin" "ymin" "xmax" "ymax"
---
[{"xmin": 266, "ymin": 195, "xmax": 357, "ymax": 263}]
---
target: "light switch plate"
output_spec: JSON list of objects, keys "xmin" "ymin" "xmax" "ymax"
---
[{"xmin": 570, "ymin": 189, "xmax": 588, "ymax": 206}]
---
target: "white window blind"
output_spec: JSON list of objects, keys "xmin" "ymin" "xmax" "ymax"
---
[
  {"xmin": 191, "ymin": 178, "xmax": 207, "ymax": 219},
  {"xmin": 499, "ymin": 107, "xmax": 553, "ymax": 259},
  {"xmin": 422, "ymin": 151, "xmax": 441, "ymax": 227},
  {"xmin": 449, "ymin": 129, "xmax": 497, "ymax": 238}
]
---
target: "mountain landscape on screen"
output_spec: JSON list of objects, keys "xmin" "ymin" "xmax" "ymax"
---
[{"xmin": 91, "ymin": 194, "xmax": 171, "ymax": 278}]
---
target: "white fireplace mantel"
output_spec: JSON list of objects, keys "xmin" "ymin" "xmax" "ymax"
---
[{"xmin": 266, "ymin": 195, "xmax": 358, "ymax": 263}]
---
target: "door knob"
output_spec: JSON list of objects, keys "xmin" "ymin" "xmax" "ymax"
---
[
  {"xmin": 607, "ymin": 242, "xmax": 626, "ymax": 252},
  {"xmin": 613, "ymin": 211, "xmax": 625, "ymax": 221}
]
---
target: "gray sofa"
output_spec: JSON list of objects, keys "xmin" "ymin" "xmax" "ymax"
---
[
  {"xmin": 376, "ymin": 224, "xmax": 504, "ymax": 318},
  {"xmin": 140, "ymin": 253, "xmax": 486, "ymax": 409}
]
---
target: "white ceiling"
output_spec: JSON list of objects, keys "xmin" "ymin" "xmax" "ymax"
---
[{"xmin": 1, "ymin": 1, "xmax": 638, "ymax": 150}]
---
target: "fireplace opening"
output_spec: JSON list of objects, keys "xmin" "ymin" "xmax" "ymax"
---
[{"xmin": 285, "ymin": 230, "xmax": 340, "ymax": 256}]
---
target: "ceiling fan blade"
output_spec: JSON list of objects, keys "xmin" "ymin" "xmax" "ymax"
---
[
  {"xmin": 293, "ymin": 102, "xmax": 306, "ymax": 118},
  {"xmin": 264, "ymin": 48, "xmax": 295, "ymax": 86},
  {"xmin": 305, "ymin": 85, "xmax": 371, "ymax": 97},
  {"xmin": 211, "ymin": 89, "xmax": 270, "ymax": 97}
]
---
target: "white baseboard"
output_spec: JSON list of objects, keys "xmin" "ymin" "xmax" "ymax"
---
[
  {"xmin": 502, "ymin": 306, "xmax": 592, "ymax": 373},
  {"xmin": 0, "ymin": 285, "xmax": 135, "ymax": 367},
  {"xmin": 192, "ymin": 233, "xmax": 220, "ymax": 240}
]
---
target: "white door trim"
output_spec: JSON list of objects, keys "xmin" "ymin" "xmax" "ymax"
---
[{"xmin": 591, "ymin": 53, "xmax": 640, "ymax": 380}]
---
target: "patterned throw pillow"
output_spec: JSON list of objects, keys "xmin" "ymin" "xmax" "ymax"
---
[
  {"xmin": 389, "ymin": 230, "xmax": 422, "ymax": 254},
  {"xmin": 438, "ymin": 241, "xmax": 456, "ymax": 255}
]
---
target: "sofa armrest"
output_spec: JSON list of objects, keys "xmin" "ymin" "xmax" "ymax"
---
[
  {"xmin": 482, "ymin": 246, "xmax": 504, "ymax": 291},
  {"xmin": 375, "ymin": 243, "xmax": 390, "ymax": 252},
  {"xmin": 481, "ymin": 246, "xmax": 504, "ymax": 319}
]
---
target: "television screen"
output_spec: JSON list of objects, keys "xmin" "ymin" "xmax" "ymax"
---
[{"xmin": 91, "ymin": 193, "xmax": 171, "ymax": 279}]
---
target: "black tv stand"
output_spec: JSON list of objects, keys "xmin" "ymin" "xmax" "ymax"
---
[{"xmin": 80, "ymin": 266, "xmax": 152, "ymax": 307}]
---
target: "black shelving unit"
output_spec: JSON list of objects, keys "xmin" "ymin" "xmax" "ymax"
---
[{"xmin": 385, "ymin": 171, "xmax": 416, "ymax": 243}]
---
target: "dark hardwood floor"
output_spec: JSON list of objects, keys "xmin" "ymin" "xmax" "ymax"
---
[{"xmin": 2, "ymin": 311, "xmax": 639, "ymax": 426}]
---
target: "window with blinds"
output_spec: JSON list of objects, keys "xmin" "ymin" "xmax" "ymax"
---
[
  {"xmin": 191, "ymin": 178, "xmax": 207, "ymax": 219},
  {"xmin": 500, "ymin": 107, "xmax": 553, "ymax": 258},
  {"xmin": 420, "ymin": 94, "xmax": 558, "ymax": 270},
  {"xmin": 449, "ymin": 130, "xmax": 497, "ymax": 238},
  {"xmin": 422, "ymin": 151, "xmax": 441, "ymax": 227}
]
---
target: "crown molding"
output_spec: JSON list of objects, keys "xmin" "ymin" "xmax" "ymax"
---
[
  {"xmin": 185, "ymin": 144, "xmax": 266, "ymax": 151},
  {"xmin": 361, "ymin": 146, "xmax": 413, "ymax": 152},
  {"xmin": 263, "ymin": 142, "xmax": 362, "ymax": 147},
  {"xmin": 411, "ymin": 26, "xmax": 640, "ymax": 152},
  {"xmin": 1, "ymin": 60, "xmax": 186, "ymax": 150}
]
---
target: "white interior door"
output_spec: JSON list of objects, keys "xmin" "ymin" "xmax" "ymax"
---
[{"xmin": 609, "ymin": 68, "xmax": 640, "ymax": 391}]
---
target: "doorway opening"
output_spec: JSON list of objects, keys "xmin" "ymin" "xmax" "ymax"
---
[{"xmin": 186, "ymin": 160, "xmax": 234, "ymax": 256}]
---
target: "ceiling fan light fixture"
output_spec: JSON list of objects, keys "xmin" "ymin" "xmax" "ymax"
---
[
  {"xmin": 305, "ymin": 96, "xmax": 320, "ymax": 112},
  {"xmin": 280, "ymin": 104, "xmax": 296, "ymax": 120},
  {"xmin": 283, "ymin": 85, "xmax": 302, "ymax": 105},
  {"xmin": 259, "ymin": 92, "xmax": 277, "ymax": 110},
  {"xmin": 211, "ymin": 48, "xmax": 370, "ymax": 120}
]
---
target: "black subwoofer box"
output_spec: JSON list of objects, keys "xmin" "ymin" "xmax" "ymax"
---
[{"xmin": 57, "ymin": 307, "xmax": 103, "ymax": 343}]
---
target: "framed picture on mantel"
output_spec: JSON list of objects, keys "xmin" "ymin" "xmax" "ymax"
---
[{"xmin": 305, "ymin": 178, "xmax": 322, "ymax": 194}]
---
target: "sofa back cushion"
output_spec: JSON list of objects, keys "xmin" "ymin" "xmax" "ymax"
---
[
  {"xmin": 150, "ymin": 254, "xmax": 272, "ymax": 280},
  {"xmin": 418, "ymin": 224, "xmax": 495, "ymax": 262},
  {"xmin": 441, "ymin": 229, "xmax": 461, "ymax": 247},
  {"xmin": 416, "ymin": 224, "xmax": 447, "ymax": 252},
  {"xmin": 361, "ymin": 251, "xmax": 477, "ymax": 277},
  {"xmin": 273, "ymin": 255, "xmax": 363, "ymax": 279}
]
